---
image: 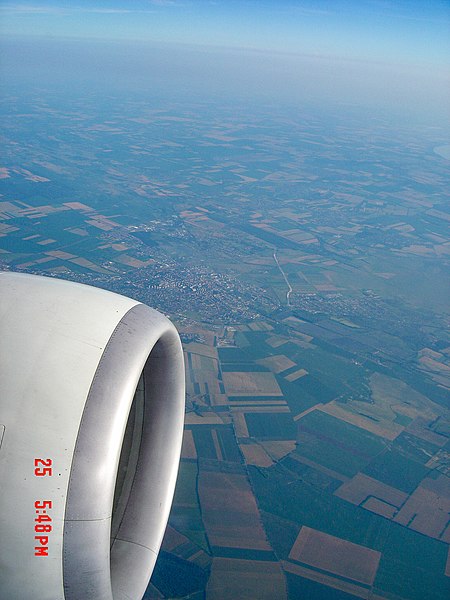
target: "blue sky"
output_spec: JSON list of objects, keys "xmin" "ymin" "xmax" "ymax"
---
[
  {"xmin": 1, "ymin": 0, "xmax": 449, "ymax": 66},
  {"xmin": 1, "ymin": 1, "xmax": 449, "ymax": 120}
]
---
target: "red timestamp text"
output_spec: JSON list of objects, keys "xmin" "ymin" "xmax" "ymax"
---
[
  {"xmin": 34, "ymin": 458, "xmax": 52, "ymax": 477},
  {"xmin": 34, "ymin": 500, "xmax": 52, "ymax": 557}
]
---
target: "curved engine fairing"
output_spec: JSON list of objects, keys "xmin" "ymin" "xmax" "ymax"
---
[{"xmin": 0, "ymin": 272, "xmax": 185, "ymax": 600}]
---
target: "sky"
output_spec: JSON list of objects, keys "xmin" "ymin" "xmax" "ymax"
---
[
  {"xmin": 1, "ymin": 0, "xmax": 449, "ymax": 66},
  {"xmin": 1, "ymin": 1, "xmax": 449, "ymax": 118}
]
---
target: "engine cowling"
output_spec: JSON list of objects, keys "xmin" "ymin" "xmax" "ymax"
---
[{"xmin": 0, "ymin": 272, "xmax": 185, "ymax": 600}]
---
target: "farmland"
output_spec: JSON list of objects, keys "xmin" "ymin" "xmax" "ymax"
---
[{"xmin": 1, "ymin": 83, "xmax": 449, "ymax": 599}]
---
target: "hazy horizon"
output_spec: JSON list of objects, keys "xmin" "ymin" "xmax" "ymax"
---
[
  {"xmin": 1, "ymin": 35, "xmax": 449, "ymax": 125},
  {"xmin": 1, "ymin": 1, "xmax": 449, "ymax": 123}
]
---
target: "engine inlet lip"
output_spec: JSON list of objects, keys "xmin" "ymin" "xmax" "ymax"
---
[{"xmin": 62, "ymin": 303, "xmax": 185, "ymax": 600}]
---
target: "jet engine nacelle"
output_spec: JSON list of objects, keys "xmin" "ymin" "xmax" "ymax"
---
[{"xmin": 0, "ymin": 272, "xmax": 185, "ymax": 600}]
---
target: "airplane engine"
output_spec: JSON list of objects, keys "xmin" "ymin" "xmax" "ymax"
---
[{"xmin": 0, "ymin": 272, "xmax": 185, "ymax": 600}]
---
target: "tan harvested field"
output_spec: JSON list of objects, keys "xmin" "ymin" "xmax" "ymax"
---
[
  {"xmin": 292, "ymin": 331, "xmax": 314, "ymax": 343},
  {"xmin": 181, "ymin": 430, "xmax": 197, "ymax": 460},
  {"xmin": 232, "ymin": 411, "xmax": 250, "ymax": 437},
  {"xmin": 282, "ymin": 561, "xmax": 371, "ymax": 599},
  {"xmin": 185, "ymin": 378, "xmax": 196, "ymax": 397},
  {"xmin": 199, "ymin": 375, "xmax": 223, "ymax": 396},
  {"xmin": 240, "ymin": 443, "xmax": 274, "ymax": 467},
  {"xmin": 144, "ymin": 583, "xmax": 164, "ymax": 599},
  {"xmin": 400, "ymin": 244, "xmax": 436, "ymax": 256},
  {"xmin": 46, "ymin": 250, "xmax": 76, "ymax": 259},
  {"xmin": 26, "ymin": 256, "xmax": 57, "ymax": 266},
  {"xmin": 115, "ymin": 254, "xmax": 155, "ymax": 268},
  {"xmin": 370, "ymin": 372, "xmax": 441, "ymax": 422},
  {"xmin": 63, "ymin": 201, "xmax": 92, "ymax": 210},
  {"xmin": 276, "ymin": 208, "xmax": 311, "ymax": 221},
  {"xmin": 373, "ymin": 272, "xmax": 396, "ymax": 280},
  {"xmin": 189, "ymin": 549, "xmax": 211, "ymax": 568},
  {"xmin": 331, "ymin": 316, "xmax": 360, "ymax": 328},
  {"xmin": 69, "ymin": 257, "xmax": 111, "ymax": 274},
  {"xmin": 207, "ymin": 559, "xmax": 287, "ymax": 600},
  {"xmin": 286, "ymin": 231, "xmax": 317, "ymax": 243},
  {"xmin": 406, "ymin": 417, "xmax": 448, "ymax": 447},
  {"xmin": 223, "ymin": 371, "xmax": 282, "ymax": 396},
  {"xmin": 209, "ymin": 393, "xmax": 229, "ymax": 407},
  {"xmin": 185, "ymin": 342, "xmax": 218, "ymax": 359},
  {"xmin": 362, "ymin": 497, "xmax": 397, "ymax": 518},
  {"xmin": 260, "ymin": 441, "xmax": 297, "ymax": 460},
  {"xmin": 248, "ymin": 321, "xmax": 273, "ymax": 331},
  {"xmin": 428, "ymin": 372, "xmax": 450, "ymax": 388},
  {"xmin": 22, "ymin": 256, "xmax": 54, "ymax": 268},
  {"xmin": 180, "ymin": 209, "xmax": 205, "ymax": 218},
  {"xmin": 318, "ymin": 402, "xmax": 402, "ymax": 441},
  {"xmin": 36, "ymin": 238, "xmax": 56, "ymax": 245},
  {"xmin": 291, "ymin": 338, "xmax": 314, "ymax": 349},
  {"xmin": 334, "ymin": 473, "xmax": 407, "ymax": 508},
  {"xmin": 290, "ymin": 453, "xmax": 349, "ymax": 482},
  {"xmin": 211, "ymin": 430, "xmax": 223, "ymax": 461},
  {"xmin": 189, "ymin": 354, "xmax": 202, "ymax": 371},
  {"xmin": 418, "ymin": 347, "xmax": 445, "ymax": 360},
  {"xmin": 198, "ymin": 471, "xmax": 271, "ymax": 550},
  {"xmin": 315, "ymin": 283, "xmax": 339, "ymax": 292},
  {"xmin": 421, "ymin": 474, "xmax": 450, "ymax": 499},
  {"xmin": 283, "ymin": 316, "xmax": 306, "ymax": 327},
  {"xmin": 299, "ymin": 237, "xmax": 319, "ymax": 245},
  {"xmin": 289, "ymin": 526, "xmax": 381, "ymax": 585},
  {"xmin": 229, "ymin": 400, "xmax": 287, "ymax": 406},
  {"xmin": 184, "ymin": 413, "xmax": 229, "ymax": 425},
  {"xmin": 393, "ymin": 485, "xmax": 450, "ymax": 539},
  {"xmin": 266, "ymin": 335, "xmax": 289, "ymax": 348},
  {"xmin": 294, "ymin": 404, "xmax": 323, "ymax": 421},
  {"xmin": 441, "ymin": 524, "xmax": 450, "ymax": 544},
  {"xmin": 43, "ymin": 265, "xmax": 70, "ymax": 273},
  {"xmin": 285, "ymin": 368, "xmax": 308, "ymax": 382},
  {"xmin": 418, "ymin": 355, "xmax": 450, "ymax": 375},
  {"xmin": 67, "ymin": 227, "xmax": 89, "ymax": 236},
  {"xmin": 161, "ymin": 524, "xmax": 211, "ymax": 568},
  {"xmin": 162, "ymin": 525, "xmax": 189, "ymax": 552},
  {"xmin": 190, "ymin": 355, "xmax": 219, "ymax": 374},
  {"xmin": 186, "ymin": 380, "xmax": 206, "ymax": 404},
  {"xmin": 233, "ymin": 406, "xmax": 291, "ymax": 413},
  {"xmin": 86, "ymin": 218, "xmax": 117, "ymax": 231},
  {"xmin": 256, "ymin": 355, "xmax": 296, "ymax": 373}
]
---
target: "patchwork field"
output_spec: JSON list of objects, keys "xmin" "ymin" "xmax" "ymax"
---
[
  {"xmin": 222, "ymin": 371, "xmax": 283, "ymax": 396},
  {"xmin": 198, "ymin": 471, "xmax": 272, "ymax": 551},
  {"xmin": 207, "ymin": 558, "xmax": 287, "ymax": 600},
  {"xmin": 296, "ymin": 410, "xmax": 387, "ymax": 477},
  {"xmin": 283, "ymin": 562, "xmax": 372, "ymax": 599},
  {"xmin": 239, "ymin": 443, "xmax": 274, "ymax": 468},
  {"xmin": 181, "ymin": 430, "xmax": 197, "ymax": 460},
  {"xmin": 3, "ymin": 79, "xmax": 450, "ymax": 600},
  {"xmin": 256, "ymin": 354, "xmax": 297, "ymax": 373},
  {"xmin": 393, "ymin": 482, "xmax": 450, "ymax": 540},
  {"xmin": 288, "ymin": 526, "xmax": 381, "ymax": 584},
  {"xmin": 334, "ymin": 473, "xmax": 408, "ymax": 508}
]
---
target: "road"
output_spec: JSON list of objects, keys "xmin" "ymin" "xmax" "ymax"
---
[{"xmin": 273, "ymin": 250, "xmax": 292, "ymax": 306}]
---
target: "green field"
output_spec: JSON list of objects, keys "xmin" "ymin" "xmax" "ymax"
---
[
  {"xmin": 170, "ymin": 462, "xmax": 209, "ymax": 550},
  {"xmin": 249, "ymin": 465, "xmax": 450, "ymax": 600},
  {"xmin": 363, "ymin": 449, "xmax": 430, "ymax": 493},
  {"xmin": 246, "ymin": 412, "xmax": 297, "ymax": 441},
  {"xmin": 295, "ymin": 410, "xmax": 388, "ymax": 477}
]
